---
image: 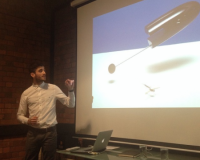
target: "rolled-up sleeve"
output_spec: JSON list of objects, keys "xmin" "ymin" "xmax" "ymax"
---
[
  {"xmin": 55, "ymin": 86, "xmax": 75, "ymax": 108},
  {"xmin": 17, "ymin": 93, "xmax": 29, "ymax": 124}
]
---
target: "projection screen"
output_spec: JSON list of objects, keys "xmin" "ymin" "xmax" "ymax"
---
[{"xmin": 76, "ymin": 0, "xmax": 200, "ymax": 151}]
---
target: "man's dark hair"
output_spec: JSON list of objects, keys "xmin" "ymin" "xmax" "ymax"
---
[{"xmin": 29, "ymin": 59, "xmax": 45, "ymax": 74}]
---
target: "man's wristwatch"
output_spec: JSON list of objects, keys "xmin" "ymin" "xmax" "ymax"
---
[{"xmin": 69, "ymin": 90, "xmax": 74, "ymax": 92}]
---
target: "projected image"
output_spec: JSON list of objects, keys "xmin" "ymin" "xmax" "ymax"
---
[{"xmin": 92, "ymin": 0, "xmax": 200, "ymax": 108}]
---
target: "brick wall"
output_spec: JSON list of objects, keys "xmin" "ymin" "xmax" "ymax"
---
[
  {"xmin": 0, "ymin": 137, "xmax": 26, "ymax": 160},
  {"xmin": 0, "ymin": 0, "xmax": 75, "ymax": 126},
  {"xmin": 54, "ymin": 4, "xmax": 77, "ymax": 124},
  {"xmin": 0, "ymin": 0, "xmax": 76, "ymax": 159},
  {"xmin": 0, "ymin": 0, "xmax": 53, "ymax": 126}
]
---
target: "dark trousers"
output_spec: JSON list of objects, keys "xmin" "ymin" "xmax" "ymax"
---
[{"xmin": 25, "ymin": 126, "xmax": 57, "ymax": 160}]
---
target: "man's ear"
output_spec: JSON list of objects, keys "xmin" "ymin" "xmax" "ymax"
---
[{"xmin": 30, "ymin": 72, "xmax": 35, "ymax": 78}]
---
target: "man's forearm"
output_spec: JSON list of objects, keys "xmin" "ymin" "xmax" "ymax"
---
[
  {"xmin": 68, "ymin": 92, "xmax": 75, "ymax": 108},
  {"xmin": 17, "ymin": 114, "xmax": 29, "ymax": 124}
]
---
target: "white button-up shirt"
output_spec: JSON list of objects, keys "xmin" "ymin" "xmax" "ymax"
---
[{"xmin": 17, "ymin": 82, "xmax": 75, "ymax": 128}]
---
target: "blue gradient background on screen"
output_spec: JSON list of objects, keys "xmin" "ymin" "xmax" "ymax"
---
[{"xmin": 93, "ymin": 0, "xmax": 200, "ymax": 54}]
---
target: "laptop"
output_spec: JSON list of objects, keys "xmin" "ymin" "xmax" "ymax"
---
[{"xmin": 70, "ymin": 130, "xmax": 113, "ymax": 154}]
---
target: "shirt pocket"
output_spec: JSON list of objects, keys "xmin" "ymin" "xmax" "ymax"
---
[{"xmin": 43, "ymin": 93, "xmax": 55, "ymax": 104}]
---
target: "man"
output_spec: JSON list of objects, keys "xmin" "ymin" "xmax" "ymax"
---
[{"xmin": 17, "ymin": 60, "xmax": 75, "ymax": 160}]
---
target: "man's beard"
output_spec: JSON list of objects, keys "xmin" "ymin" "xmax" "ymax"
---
[{"xmin": 35, "ymin": 76, "xmax": 45, "ymax": 83}]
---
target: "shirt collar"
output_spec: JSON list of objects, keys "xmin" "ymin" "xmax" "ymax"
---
[{"xmin": 32, "ymin": 81, "xmax": 45, "ymax": 88}]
